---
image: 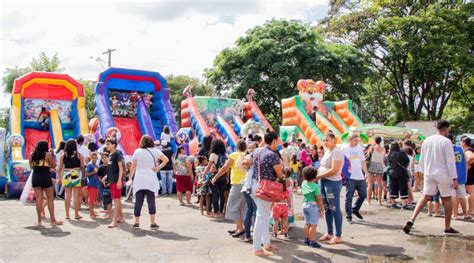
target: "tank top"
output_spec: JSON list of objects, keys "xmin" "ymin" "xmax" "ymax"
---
[
  {"xmin": 32, "ymin": 159, "xmax": 50, "ymax": 176},
  {"xmin": 64, "ymin": 153, "xmax": 81, "ymax": 169},
  {"xmin": 371, "ymin": 147, "xmax": 385, "ymax": 163}
]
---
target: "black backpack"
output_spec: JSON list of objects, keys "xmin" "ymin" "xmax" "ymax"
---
[{"xmin": 213, "ymin": 154, "xmax": 229, "ymax": 184}]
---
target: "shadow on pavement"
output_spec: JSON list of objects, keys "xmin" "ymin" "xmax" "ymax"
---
[
  {"xmin": 352, "ymin": 220, "xmax": 403, "ymax": 231},
  {"xmin": 24, "ymin": 225, "xmax": 71, "ymax": 237},
  {"xmin": 118, "ymin": 222, "xmax": 198, "ymax": 241},
  {"xmin": 67, "ymin": 218, "xmax": 101, "ymax": 229}
]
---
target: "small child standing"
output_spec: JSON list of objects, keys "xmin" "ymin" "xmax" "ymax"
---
[
  {"xmin": 427, "ymin": 192, "xmax": 441, "ymax": 217},
  {"xmin": 85, "ymin": 152, "xmax": 100, "ymax": 218},
  {"xmin": 301, "ymin": 166, "xmax": 325, "ymax": 248},
  {"xmin": 160, "ymin": 125, "xmax": 173, "ymax": 147},
  {"xmin": 290, "ymin": 153, "xmax": 301, "ymax": 192},
  {"xmin": 98, "ymin": 153, "xmax": 113, "ymax": 220},
  {"xmin": 195, "ymin": 156, "xmax": 209, "ymax": 215},
  {"xmin": 272, "ymin": 168, "xmax": 293, "ymax": 239}
]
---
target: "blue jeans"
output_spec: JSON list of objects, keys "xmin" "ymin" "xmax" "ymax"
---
[
  {"xmin": 243, "ymin": 191, "xmax": 256, "ymax": 239},
  {"xmin": 321, "ymin": 179, "xmax": 343, "ymax": 237},
  {"xmin": 345, "ymin": 179, "xmax": 367, "ymax": 218},
  {"xmin": 160, "ymin": 170, "xmax": 173, "ymax": 195}
]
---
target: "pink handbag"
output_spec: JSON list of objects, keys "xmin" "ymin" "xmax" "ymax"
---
[{"xmin": 254, "ymin": 150, "xmax": 289, "ymax": 202}]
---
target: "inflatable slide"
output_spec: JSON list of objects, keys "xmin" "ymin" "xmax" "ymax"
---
[
  {"xmin": 6, "ymin": 72, "xmax": 89, "ymax": 197},
  {"xmin": 181, "ymin": 89, "xmax": 275, "ymax": 154},
  {"xmin": 281, "ymin": 79, "xmax": 424, "ymax": 146},
  {"xmin": 93, "ymin": 68, "xmax": 178, "ymax": 155}
]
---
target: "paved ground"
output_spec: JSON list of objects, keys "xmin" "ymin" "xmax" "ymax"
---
[{"xmin": 0, "ymin": 191, "xmax": 473, "ymax": 263}]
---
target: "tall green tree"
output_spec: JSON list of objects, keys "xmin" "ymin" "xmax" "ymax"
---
[
  {"xmin": 78, "ymin": 79, "xmax": 96, "ymax": 119},
  {"xmin": 2, "ymin": 52, "xmax": 65, "ymax": 93},
  {"xmin": 205, "ymin": 19, "xmax": 369, "ymax": 124},
  {"xmin": 324, "ymin": 1, "xmax": 473, "ymax": 121},
  {"xmin": 166, "ymin": 75, "xmax": 214, "ymax": 122}
]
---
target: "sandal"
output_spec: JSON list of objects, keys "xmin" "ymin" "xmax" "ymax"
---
[
  {"xmin": 327, "ymin": 237, "xmax": 342, "ymax": 245},
  {"xmin": 108, "ymin": 223, "xmax": 118, "ymax": 228},
  {"xmin": 254, "ymin": 249, "xmax": 273, "ymax": 257},
  {"xmin": 319, "ymin": 234, "xmax": 333, "ymax": 241},
  {"xmin": 75, "ymin": 216, "xmax": 83, "ymax": 220},
  {"xmin": 464, "ymin": 215, "xmax": 472, "ymax": 220},
  {"xmin": 263, "ymin": 244, "xmax": 277, "ymax": 251},
  {"xmin": 50, "ymin": 220, "xmax": 63, "ymax": 226}
]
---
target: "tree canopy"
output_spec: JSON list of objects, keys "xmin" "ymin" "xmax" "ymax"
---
[
  {"xmin": 323, "ymin": 1, "xmax": 473, "ymax": 122},
  {"xmin": 205, "ymin": 19, "xmax": 369, "ymax": 125},
  {"xmin": 2, "ymin": 52, "xmax": 64, "ymax": 93}
]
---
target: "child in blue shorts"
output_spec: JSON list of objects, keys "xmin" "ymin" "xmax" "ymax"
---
[{"xmin": 301, "ymin": 166, "xmax": 325, "ymax": 248}]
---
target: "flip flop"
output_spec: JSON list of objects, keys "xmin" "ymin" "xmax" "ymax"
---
[
  {"xmin": 263, "ymin": 245, "xmax": 277, "ymax": 251},
  {"xmin": 464, "ymin": 215, "xmax": 472, "ymax": 220},
  {"xmin": 319, "ymin": 234, "xmax": 333, "ymax": 241},
  {"xmin": 51, "ymin": 220, "xmax": 63, "ymax": 226},
  {"xmin": 254, "ymin": 249, "xmax": 273, "ymax": 257},
  {"xmin": 75, "ymin": 216, "xmax": 83, "ymax": 220},
  {"xmin": 327, "ymin": 237, "xmax": 342, "ymax": 245},
  {"xmin": 108, "ymin": 224, "xmax": 118, "ymax": 228}
]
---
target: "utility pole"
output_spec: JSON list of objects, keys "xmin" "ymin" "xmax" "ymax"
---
[{"xmin": 102, "ymin": 48, "xmax": 116, "ymax": 67}]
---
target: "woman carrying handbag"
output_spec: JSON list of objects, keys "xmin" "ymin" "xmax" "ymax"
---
[{"xmin": 250, "ymin": 131, "xmax": 284, "ymax": 257}]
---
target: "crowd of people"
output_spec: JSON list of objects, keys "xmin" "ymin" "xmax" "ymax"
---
[{"xmin": 27, "ymin": 120, "xmax": 473, "ymax": 257}]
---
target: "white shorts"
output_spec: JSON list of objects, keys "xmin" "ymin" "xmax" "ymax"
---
[
  {"xmin": 414, "ymin": 165, "xmax": 421, "ymax": 173},
  {"xmin": 423, "ymin": 175, "xmax": 454, "ymax": 197},
  {"xmin": 452, "ymin": 184, "xmax": 467, "ymax": 198}
]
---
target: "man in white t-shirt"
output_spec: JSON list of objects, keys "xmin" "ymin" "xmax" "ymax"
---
[
  {"xmin": 279, "ymin": 142, "xmax": 291, "ymax": 168},
  {"xmin": 403, "ymin": 120, "xmax": 460, "ymax": 235},
  {"xmin": 76, "ymin": 135, "xmax": 90, "ymax": 163},
  {"xmin": 342, "ymin": 133, "xmax": 369, "ymax": 223}
]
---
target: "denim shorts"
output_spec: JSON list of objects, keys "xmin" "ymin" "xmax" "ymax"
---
[{"xmin": 303, "ymin": 202, "xmax": 320, "ymax": 225}]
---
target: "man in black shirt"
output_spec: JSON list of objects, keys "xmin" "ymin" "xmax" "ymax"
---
[
  {"xmin": 105, "ymin": 139, "xmax": 124, "ymax": 228},
  {"xmin": 160, "ymin": 141, "xmax": 174, "ymax": 196}
]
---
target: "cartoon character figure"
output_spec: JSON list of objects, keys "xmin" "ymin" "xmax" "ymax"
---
[
  {"xmin": 297, "ymin": 79, "xmax": 326, "ymax": 110},
  {"xmin": 121, "ymin": 94, "xmax": 132, "ymax": 117},
  {"xmin": 7, "ymin": 134, "xmax": 25, "ymax": 148},
  {"xmin": 144, "ymin": 94, "xmax": 153, "ymax": 109},
  {"xmin": 111, "ymin": 96, "xmax": 119, "ymax": 115},
  {"xmin": 183, "ymin": 85, "xmax": 193, "ymax": 98},
  {"xmin": 106, "ymin": 127, "xmax": 122, "ymax": 143},
  {"xmin": 247, "ymin": 88, "xmax": 256, "ymax": 102},
  {"xmin": 130, "ymin": 91, "xmax": 139, "ymax": 110}
]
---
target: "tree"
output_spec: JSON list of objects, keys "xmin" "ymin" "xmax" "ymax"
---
[
  {"xmin": 0, "ymin": 108, "xmax": 9, "ymax": 130},
  {"xmin": 78, "ymin": 79, "xmax": 96, "ymax": 119},
  {"xmin": 2, "ymin": 52, "xmax": 65, "ymax": 93},
  {"xmin": 206, "ymin": 19, "xmax": 369, "ymax": 125},
  {"xmin": 442, "ymin": 77, "xmax": 474, "ymax": 134},
  {"xmin": 166, "ymin": 75, "xmax": 214, "ymax": 122},
  {"xmin": 2, "ymin": 66, "xmax": 30, "ymax": 93},
  {"xmin": 324, "ymin": 1, "xmax": 473, "ymax": 121}
]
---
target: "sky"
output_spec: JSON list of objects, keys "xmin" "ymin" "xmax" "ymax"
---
[{"xmin": 0, "ymin": 0, "xmax": 329, "ymax": 108}]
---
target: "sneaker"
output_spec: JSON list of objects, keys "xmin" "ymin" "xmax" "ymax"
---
[
  {"xmin": 304, "ymin": 239, "xmax": 310, "ymax": 245},
  {"xmin": 352, "ymin": 211, "xmax": 363, "ymax": 220},
  {"xmin": 273, "ymin": 233, "xmax": 278, "ymax": 238},
  {"xmin": 401, "ymin": 205, "xmax": 411, "ymax": 210},
  {"xmin": 150, "ymin": 223, "xmax": 159, "ymax": 230},
  {"xmin": 402, "ymin": 220, "xmax": 414, "ymax": 234},
  {"xmin": 389, "ymin": 204, "xmax": 399, "ymax": 209},
  {"xmin": 444, "ymin": 228, "xmax": 461, "ymax": 235},
  {"xmin": 309, "ymin": 241, "xmax": 322, "ymax": 248},
  {"xmin": 284, "ymin": 233, "xmax": 289, "ymax": 239},
  {"xmin": 346, "ymin": 217, "xmax": 353, "ymax": 224}
]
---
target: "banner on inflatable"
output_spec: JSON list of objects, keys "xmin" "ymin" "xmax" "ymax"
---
[{"xmin": 24, "ymin": 99, "xmax": 72, "ymax": 123}]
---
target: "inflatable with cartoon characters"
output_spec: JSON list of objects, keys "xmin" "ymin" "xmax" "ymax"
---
[
  {"xmin": 5, "ymin": 72, "xmax": 89, "ymax": 197},
  {"xmin": 181, "ymin": 87, "xmax": 275, "ymax": 154},
  {"xmin": 280, "ymin": 79, "xmax": 425, "ymax": 147}
]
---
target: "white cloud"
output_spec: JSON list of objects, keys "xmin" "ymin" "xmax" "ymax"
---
[{"xmin": 0, "ymin": 0, "xmax": 329, "ymax": 105}]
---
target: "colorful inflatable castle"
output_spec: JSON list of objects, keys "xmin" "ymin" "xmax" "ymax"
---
[
  {"xmin": 5, "ymin": 72, "xmax": 89, "ymax": 197},
  {"xmin": 181, "ymin": 87, "xmax": 275, "ymax": 154},
  {"xmin": 281, "ymin": 79, "xmax": 424, "ymax": 146},
  {"xmin": 90, "ymin": 68, "xmax": 178, "ymax": 155}
]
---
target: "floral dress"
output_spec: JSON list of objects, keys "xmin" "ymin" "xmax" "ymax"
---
[{"xmin": 195, "ymin": 165, "xmax": 208, "ymax": 195}]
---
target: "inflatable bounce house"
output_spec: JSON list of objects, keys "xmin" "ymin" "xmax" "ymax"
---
[
  {"xmin": 181, "ymin": 87, "xmax": 275, "ymax": 154},
  {"xmin": 281, "ymin": 79, "xmax": 424, "ymax": 146},
  {"xmin": 90, "ymin": 68, "xmax": 178, "ymax": 155},
  {"xmin": 5, "ymin": 72, "xmax": 89, "ymax": 197}
]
